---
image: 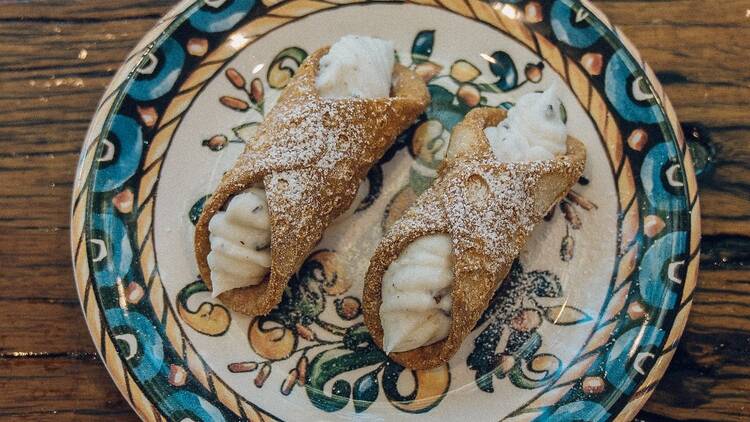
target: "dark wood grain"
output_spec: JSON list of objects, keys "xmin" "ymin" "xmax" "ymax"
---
[
  {"xmin": 0, "ymin": 0, "xmax": 747, "ymax": 421},
  {"xmin": 0, "ymin": 354, "xmax": 138, "ymax": 421},
  {"xmin": 0, "ymin": 2, "xmax": 172, "ymax": 421}
]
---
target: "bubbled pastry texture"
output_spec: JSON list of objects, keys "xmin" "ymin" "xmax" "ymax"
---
[{"xmin": 363, "ymin": 107, "xmax": 586, "ymax": 369}]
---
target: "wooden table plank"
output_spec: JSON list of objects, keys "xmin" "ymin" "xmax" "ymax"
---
[
  {"xmin": 0, "ymin": 355, "xmax": 138, "ymax": 421},
  {"xmin": 0, "ymin": 0, "xmax": 747, "ymax": 420},
  {"xmin": 0, "ymin": 2, "xmax": 170, "ymax": 420}
]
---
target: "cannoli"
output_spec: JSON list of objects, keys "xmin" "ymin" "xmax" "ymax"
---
[
  {"xmin": 363, "ymin": 87, "xmax": 586, "ymax": 368},
  {"xmin": 195, "ymin": 36, "xmax": 430, "ymax": 315}
]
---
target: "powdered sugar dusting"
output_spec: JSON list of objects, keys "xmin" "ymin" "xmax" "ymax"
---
[
  {"xmin": 444, "ymin": 159, "xmax": 558, "ymax": 272},
  {"xmin": 196, "ymin": 49, "xmax": 430, "ymax": 315},
  {"xmin": 227, "ymin": 82, "xmax": 404, "ymax": 224},
  {"xmin": 387, "ymin": 153, "xmax": 582, "ymax": 275},
  {"xmin": 370, "ymin": 142, "xmax": 584, "ymax": 358}
]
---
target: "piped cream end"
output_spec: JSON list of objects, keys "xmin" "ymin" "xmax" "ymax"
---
[
  {"xmin": 210, "ymin": 280, "xmax": 231, "ymax": 298},
  {"xmin": 382, "ymin": 331, "xmax": 398, "ymax": 355}
]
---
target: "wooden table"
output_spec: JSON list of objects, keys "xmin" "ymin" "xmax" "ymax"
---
[{"xmin": 1, "ymin": 1, "xmax": 747, "ymax": 420}]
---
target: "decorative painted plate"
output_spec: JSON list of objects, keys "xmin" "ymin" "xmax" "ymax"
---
[{"xmin": 71, "ymin": 0, "xmax": 700, "ymax": 420}]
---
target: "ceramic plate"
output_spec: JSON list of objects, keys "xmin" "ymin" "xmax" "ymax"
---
[{"xmin": 71, "ymin": 0, "xmax": 700, "ymax": 420}]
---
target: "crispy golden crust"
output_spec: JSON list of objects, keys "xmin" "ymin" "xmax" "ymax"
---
[
  {"xmin": 363, "ymin": 107, "xmax": 586, "ymax": 369},
  {"xmin": 195, "ymin": 47, "xmax": 430, "ymax": 316}
]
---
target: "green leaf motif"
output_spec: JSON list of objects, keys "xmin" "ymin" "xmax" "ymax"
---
[
  {"xmin": 267, "ymin": 47, "xmax": 308, "ymax": 89},
  {"xmin": 353, "ymin": 372, "xmax": 380, "ymax": 413},
  {"xmin": 382, "ymin": 362, "xmax": 417, "ymax": 402},
  {"xmin": 488, "ymin": 51, "xmax": 518, "ymax": 91},
  {"xmin": 411, "ymin": 30, "xmax": 435, "ymax": 64},
  {"xmin": 305, "ymin": 325, "xmax": 385, "ymax": 412},
  {"xmin": 188, "ymin": 195, "xmax": 210, "ymax": 225},
  {"xmin": 475, "ymin": 371, "xmax": 495, "ymax": 393},
  {"xmin": 426, "ymin": 85, "xmax": 469, "ymax": 131},
  {"xmin": 342, "ymin": 324, "xmax": 376, "ymax": 351},
  {"xmin": 381, "ymin": 362, "xmax": 449, "ymax": 414},
  {"xmin": 176, "ymin": 280, "xmax": 231, "ymax": 337},
  {"xmin": 508, "ymin": 353, "xmax": 562, "ymax": 389}
]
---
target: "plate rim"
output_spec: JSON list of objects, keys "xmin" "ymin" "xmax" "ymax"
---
[{"xmin": 70, "ymin": 0, "xmax": 701, "ymax": 420}]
